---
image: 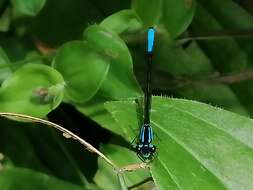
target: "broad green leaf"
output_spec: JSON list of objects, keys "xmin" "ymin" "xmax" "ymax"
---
[
  {"xmin": 0, "ymin": 167, "xmax": 85, "ymax": 190},
  {"xmin": 53, "ymin": 41, "xmax": 110, "ymax": 103},
  {"xmin": 11, "ymin": 0, "xmax": 46, "ymax": 16},
  {"xmin": 0, "ymin": 64, "xmax": 64, "ymax": 118},
  {"xmin": 100, "ymin": 9, "xmax": 143, "ymax": 34},
  {"xmin": 162, "ymin": 0, "xmax": 196, "ymax": 38},
  {"xmin": 94, "ymin": 144, "xmax": 151, "ymax": 190},
  {"xmin": 83, "ymin": 25, "xmax": 142, "ymax": 99},
  {"xmin": 131, "ymin": 0, "xmax": 162, "ymax": 27},
  {"xmin": 105, "ymin": 97, "xmax": 253, "ymax": 189},
  {"xmin": 0, "ymin": 47, "xmax": 11, "ymax": 82}
]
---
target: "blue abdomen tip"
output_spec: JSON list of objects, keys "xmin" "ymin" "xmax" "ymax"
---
[{"xmin": 147, "ymin": 27, "xmax": 155, "ymax": 53}]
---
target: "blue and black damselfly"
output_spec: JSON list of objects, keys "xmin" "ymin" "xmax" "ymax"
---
[{"xmin": 135, "ymin": 27, "xmax": 156, "ymax": 161}]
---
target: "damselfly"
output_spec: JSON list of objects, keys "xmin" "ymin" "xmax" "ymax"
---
[{"xmin": 135, "ymin": 27, "xmax": 156, "ymax": 161}]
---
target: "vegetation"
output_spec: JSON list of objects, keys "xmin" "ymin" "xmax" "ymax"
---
[{"xmin": 1, "ymin": 0, "xmax": 253, "ymax": 189}]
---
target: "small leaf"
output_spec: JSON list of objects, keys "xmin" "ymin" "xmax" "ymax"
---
[
  {"xmin": 53, "ymin": 41, "xmax": 110, "ymax": 103},
  {"xmin": 0, "ymin": 167, "xmax": 85, "ymax": 190},
  {"xmin": 83, "ymin": 25, "xmax": 142, "ymax": 100},
  {"xmin": 11, "ymin": 0, "xmax": 46, "ymax": 16},
  {"xmin": 105, "ymin": 97, "xmax": 253, "ymax": 189},
  {"xmin": 162, "ymin": 0, "xmax": 196, "ymax": 38},
  {"xmin": 100, "ymin": 9, "xmax": 143, "ymax": 34},
  {"xmin": 131, "ymin": 0, "xmax": 162, "ymax": 27},
  {"xmin": 0, "ymin": 64, "xmax": 64, "ymax": 118}
]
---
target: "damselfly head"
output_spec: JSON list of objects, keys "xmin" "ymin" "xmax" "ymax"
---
[{"xmin": 136, "ymin": 143, "xmax": 156, "ymax": 161}]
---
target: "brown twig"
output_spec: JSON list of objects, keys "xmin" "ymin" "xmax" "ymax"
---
[
  {"xmin": 0, "ymin": 112, "xmax": 118, "ymax": 170},
  {"xmin": 177, "ymin": 28, "xmax": 253, "ymax": 45},
  {"xmin": 137, "ymin": 68, "xmax": 253, "ymax": 90},
  {"xmin": 199, "ymin": 70, "xmax": 253, "ymax": 85},
  {"xmin": 0, "ymin": 112, "xmax": 154, "ymax": 189}
]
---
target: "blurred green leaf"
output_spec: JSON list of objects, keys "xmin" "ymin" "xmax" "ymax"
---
[
  {"xmin": 0, "ymin": 47, "xmax": 11, "ymax": 82},
  {"xmin": 75, "ymin": 96, "xmax": 123, "ymax": 136},
  {"xmin": 29, "ymin": 0, "xmax": 103, "ymax": 45},
  {"xmin": 155, "ymin": 41, "xmax": 213, "ymax": 77},
  {"xmin": 198, "ymin": 0, "xmax": 253, "ymax": 29},
  {"xmin": 155, "ymin": 40, "xmax": 247, "ymax": 115},
  {"xmin": 83, "ymin": 25, "xmax": 142, "ymax": 99},
  {"xmin": 162, "ymin": 0, "xmax": 196, "ymax": 38},
  {"xmin": 0, "ymin": 167, "xmax": 86, "ymax": 190},
  {"xmin": 191, "ymin": 4, "xmax": 249, "ymax": 73},
  {"xmin": 0, "ymin": 64, "xmax": 64, "ymax": 118},
  {"xmin": 94, "ymin": 144, "xmax": 151, "ymax": 190},
  {"xmin": 177, "ymin": 84, "xmax": 248, "ymax": 115},
  {"xmin": 197, "ymin": 0, "xmax": 253, "ymax": 59},
  {"xmin": 106, "ymin": 97, "xmax": 253, "ymax": 189},
  {"xmin": 0, "ymin": 7, "xmax": 10, "ymax": 32},
  {"xmin": 11, "ymin": 0, "xmax": 46, "ymax": 16},
  {"xmin": 100, "ymin": 9, "xmax": 143, "ymax": 34},
  {"xmin": 53, "ymin": 41, "xmax": 110, "ymax": 103},
  {"xmin": 26, "ymin": 126, "xmax": 95, "ymax": 186},
  {"xmin": 131, "ymin": 0, "xmax": 162, "ymax": 27},
  {"xmin": 0, "ymin": 118, "xmax": 48, "ymax": 171}
]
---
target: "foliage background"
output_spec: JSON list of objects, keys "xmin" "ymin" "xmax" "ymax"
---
[{"xmin": 1, "ymin": 0, "xmax": 253, "ymax": 189}]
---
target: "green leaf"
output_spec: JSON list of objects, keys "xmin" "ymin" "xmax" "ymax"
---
[
  {"xmin": 11, "ymin": 0, "xmax": 46, "ymax": 16},
  {"xmin": 131, "ymin": 0, "xmax": 162, "ymax": 27},
  {"xmin": 0, "ymin": 167, "xmax": 85, "ymax": 190},
  {"xmin": 0, "ymin": 118, "xmax": 49, "ymax": 171},
  {"xmin": 155, "ymin": 41, "xmax": 213, "ymax": 77},
  {"xmin": 75, "ymin": 96, "xmax": 123, "ymax": 136},
  {"xmin": 94, "ymin": 144, "xmax": 151, "ymax": 190},
  {"xmin": 29, "ymin": 0, "xmax": 103, "ymax": 45},
  {"xmin": 83, "ymin": 25, "xmax": 142, "ymax": 99},
  {"xmin": 198, "ymin": 0, "xmax": 253, "ymax": 29},
  {"xmin": 0, "ymin": 8, "xmax": 11, "ymax": 32},
  {"xmin": 105, "ymin": 97, "xmax": 253, "ymax": 189},
  {"xmin": 53, "ymin": 41, "xmax": 110, "ymax": 103},
  {"xmin": 197, "ymin": 0, "xmax": 253, "ymax": 64},
  {"xmin": 191, "ymin": 4, "xmax": 249, "ymax": 73},
  {"xmin": 100, "ymin": 9, "xmax": 143, "ymax": 34},
  {"xmin": 0, "ymin": 64, "xmax": 64, "ymax": 118},
  {"xmin": 0, "ymin": 47, "xmax": 11, "ymax": 82},
  {"xmin": 162, "ymin": 0, "xmax": 196, "ymax": 38}
]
